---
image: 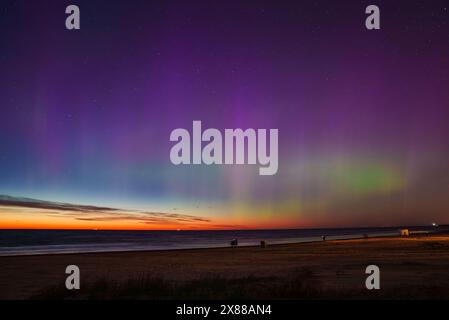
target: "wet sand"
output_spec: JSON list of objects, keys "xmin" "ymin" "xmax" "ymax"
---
[{"xmin": 1, "ymin": 234, "xmax": 449, "ymax": 299}]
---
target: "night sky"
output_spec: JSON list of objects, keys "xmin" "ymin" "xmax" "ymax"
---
[{"xmin": 0, "ymin": 0, "xmax": 448, "ymax": 229}]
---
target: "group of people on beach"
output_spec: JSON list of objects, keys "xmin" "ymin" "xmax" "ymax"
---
[{"xmin": 230, "ymin": 235, "xmax": 329, "ymax": 248}]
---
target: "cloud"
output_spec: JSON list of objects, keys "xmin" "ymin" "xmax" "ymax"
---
[
  {"xmin": 0, "ymin": 195, "xmax": 211, "ymax": 226},
  {"xmin": 0, "ymin": 195, "xmax": 118, "ymax": 212}
]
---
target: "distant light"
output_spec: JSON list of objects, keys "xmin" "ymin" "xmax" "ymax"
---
[{"xmin": 432, "ymin": 222, "xmax": 438, "ymax": 227}]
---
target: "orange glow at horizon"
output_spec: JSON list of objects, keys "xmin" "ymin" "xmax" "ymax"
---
[{"xmin": 0, "ymin": 205, "xmax": 306, "ymax": 231}]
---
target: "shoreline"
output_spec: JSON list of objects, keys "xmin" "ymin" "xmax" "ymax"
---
[
  {"xmin": 2, "ymin": 233, "xmax": 449, "ymax": 299},
  {"xmin": 0, "ymin": 230, "xmax": 437, "ymax": 258}
]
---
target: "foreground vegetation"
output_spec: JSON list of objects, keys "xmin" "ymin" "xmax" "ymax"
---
[{"xmin": 32, "ymin": 267, "xmax": 449, "ymax": 300}]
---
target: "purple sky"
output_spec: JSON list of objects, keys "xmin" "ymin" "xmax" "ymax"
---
[{"xmin": 0, "ymin": 0, "xmax": 448, "ymax": 229}]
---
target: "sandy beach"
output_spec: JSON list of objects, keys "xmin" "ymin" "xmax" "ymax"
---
[{"xmin": 1, "ymin": 234, "xmax": 449, "ymax": 299}]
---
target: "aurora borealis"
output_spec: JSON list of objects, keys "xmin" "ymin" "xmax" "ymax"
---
[{"xmin": 0, "ymin": 0, "xmax": 448, "ymax": 230}]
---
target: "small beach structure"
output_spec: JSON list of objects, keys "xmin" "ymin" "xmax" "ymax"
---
[
  {"xmin": 400, "ymin": 229, "xmax": 410, "ymax": 237},
  {"xmin": 321, "ymin": 235, "xmax": 326, "ymax": 241},
  {"xmin": 230, "ymin": 239, "xmax": 238, "ymax": 247},
  {"xmin": 260, "ymin": 240, "xmax": 266, "ymax": 248}
]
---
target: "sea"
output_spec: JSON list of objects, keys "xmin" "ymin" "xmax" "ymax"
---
[{"xmin": 0, "ymin": 226, "xmax": 439, "ymax": 256}]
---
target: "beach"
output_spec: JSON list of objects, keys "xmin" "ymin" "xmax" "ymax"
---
[{"xmin": 1, "ymin": 234, "xmax": 449, "ymax": 299}]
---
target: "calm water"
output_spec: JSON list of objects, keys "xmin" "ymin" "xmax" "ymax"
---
[{"xmin": 0, "ymin": 226, "xmax": 437, "ymax": 256}]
